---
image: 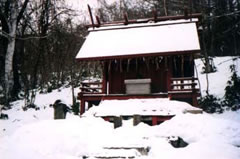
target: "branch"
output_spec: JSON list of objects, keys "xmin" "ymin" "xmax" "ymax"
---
[
  {"xmin": 49, "ymin": 9, "xmax": 73, "ymax": 24},
  {"xmin": 17, "ymin": 0, "xmax": 30, "ymax": 25},
  {"xmin": 16, "ymin": 34, "xmax": 51, "ymax": 40},
  {"xmin": 0, "ymin": 30, "xmax": 10, "ymax": 39},
  {"xmin": 0, "ymin": 30, "xmax": 50, "ymax": 41},
  {"xmin": 206, "ymin": 10, "xmax": 240, "ymax": 20}
]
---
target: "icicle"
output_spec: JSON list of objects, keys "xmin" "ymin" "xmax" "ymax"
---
[
  {"xmin": 181, "ymin": 55, "xmax": 184, "ymax": 77},
  {"xmin": 115, "ymin": 60, "xmax": 118, "ymax": 71},
  {"xmin": 108, "ymin": 60, "xmax": 111, "ymax": 73},
  {"xmin": 155, "ymin": 57, "xmax": 160, "ymax": 70},
  {"xmin": 145, "ymin": 58, "xmax": 150, "ymax": 70},
  {"xmin": 190, "ymin": 55, "xmax": 193, "ymax": 62},
  {"xmin": 174, "ymin": 56, "xmax": 177, "ymax": 71},
  {"xmin": 136, "ymin": 58, "xmax": 138, "ymax": 71},
  {"xmin": 120, "ymin": 59, "xmax": 123, "ymax": 72},
  {"xmin": 127, "ymin": 59, "xmax": 131, "ymax": 72},
  {"xmin": 100, "ymin": 61, "xmax": 104, "ymax": 69},
  {"xmin": 88, "ymin": 62, "xmax": 91, "ymax": 81},
  {"xmin": 164, "ymin": 57, "xmax": 168, "ymax": 71}
]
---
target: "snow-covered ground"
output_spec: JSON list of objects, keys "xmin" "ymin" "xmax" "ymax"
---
[{"xmin": 0, "ymin": 56, "xmax": 240, "ymax": 159}]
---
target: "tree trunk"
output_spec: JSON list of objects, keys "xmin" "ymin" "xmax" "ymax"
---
[
  {"xmin": 4, "ymin": 3, "xmax": 18, "ymax": 104},
  {"xmin": 5, "ymin": 33, "xmax": 16, "ymax": 103}
]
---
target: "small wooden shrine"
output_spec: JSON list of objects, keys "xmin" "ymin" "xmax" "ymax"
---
[{"xmin": 76, "ymin": 9, "xmax": 202, "ymax": 117}]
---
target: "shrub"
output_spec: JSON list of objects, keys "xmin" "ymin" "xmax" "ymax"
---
[
  {"xmin": 223, "ymin": 64, "xmax": 240, "ymax": 111},
  {"xmin": 198, "ymin": 94, "xmax": 223, "ymax": 113}
]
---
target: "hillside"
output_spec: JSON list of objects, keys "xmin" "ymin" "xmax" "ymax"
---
[{"xmin": 0, "ymin": 56, "xmax": 240, "ymax": 159}]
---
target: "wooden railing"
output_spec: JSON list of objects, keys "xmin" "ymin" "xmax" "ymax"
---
[
  {"xmin": 168, "ymin": 77, "xmax": 201, "ymax": 106},
  {"xmin": 170, "ymin": 77, "xmax": 199, "ymax": 92},
  {"xmin": 80, "ymin": 81, "xmax": 103, "ymax": 94}
]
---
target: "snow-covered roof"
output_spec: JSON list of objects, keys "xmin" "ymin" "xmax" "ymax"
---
[{"xmin": 76, "ymin": 19, "xmax": 201, "ymax": 61}]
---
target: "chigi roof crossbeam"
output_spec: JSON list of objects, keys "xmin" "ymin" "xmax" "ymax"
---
[{"xmin": 86, "ymin": 3, "xmax": 202, "ymax": 29}]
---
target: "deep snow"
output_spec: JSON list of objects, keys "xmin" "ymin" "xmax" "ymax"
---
[{"xmin": 0, "ymin": 56, "xmax": 240, "ymax": 159}]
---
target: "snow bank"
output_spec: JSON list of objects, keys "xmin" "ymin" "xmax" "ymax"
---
[
  {"xmin": 1, "ymin": 112, "xmax": 240, "ymax": 159},
  {"xmin": 0, "ymin": 87, "xmax": 78, "ymax": 137},
  {"xmin": 85, "ymin": 98, "xmax": 202, "ymax": 116},
  {"xmin": 0, "ymin": 116, "xmax": 114, "ymax": 159}
]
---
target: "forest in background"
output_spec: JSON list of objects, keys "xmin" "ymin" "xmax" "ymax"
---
[{"xmin": 0, "ymin": 0, "xmax": 240, "ymax": 106}]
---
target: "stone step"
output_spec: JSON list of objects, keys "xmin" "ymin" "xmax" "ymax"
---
[{"xmin": 82, "ymin": 147, "xmax": 148, "ymax": 159}]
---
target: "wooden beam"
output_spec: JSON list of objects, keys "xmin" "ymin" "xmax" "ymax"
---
[
  {"xmin": 85, "ymin": 13, "xmax": 202, "ymax": 28},
  {"xmin": 87, "ymin": 4, "xmax": 95, "ymax": 28},
  {"xmin": 123, "ymin": 13, "xmax": 129, "ymax": 25},
  {"xmin": 152, "ymin": 9, "xmax": 158, "ymax": 22},
  {"xmin": 80, "ymin": 98, "xmax": 86, "ymax": 115},
  {"xmin": 96, "ymin": 15, "xmax": 101, "ymax": 27},
  {"xmin": 184, "ymin": 7, "xmax": 189, "ymax": 19},
  {"xmin": 152, "ymin": 116, "xmax": 158, "ymax": 125}
]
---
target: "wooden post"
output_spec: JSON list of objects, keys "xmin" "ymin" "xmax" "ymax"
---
[
  {"xmin": 133, "ymin": 115, "xmax": 142, "ymax": 126},
  {"xmin": 96, "ymin": 15, "xmax": 101, "ymax": 27},
  {"xmin": 114, "ymin": 116, "xmax": 122, "ymax": 128},
  {"xmin": 102, "ymin": 62, "xmax": 108, "ymax": 94},
  {"xmin": 192, "ymin": 93, "xmax": 198, "ymax": 107},
  {"xmin": 152, "ymin": 116, "xmax": 158, "ymax": 125},
  {"xmin": 124, "ymin": 13, "xmax": 129, "ymax": 25},
  {"xmin": 80, "ymin": 98, "xmax": 85, "ymax": 115},
  {"xmin": 87, "ymin": 5, "xmax": 95, "ymax": 28},
  {"xmin": 152, "ymin": 9, "xmax": 157, "ymax": 22},
  {"xmin": 166, "ymin": 57, "xmax": 171, "ymax": 92},
  {"xmin": 184, "ymin": 7, "xmax": 189, "ymax": 19},
  {"xmin": 103, "ymin": 117, "xmax": 110, "ymax": 121}
]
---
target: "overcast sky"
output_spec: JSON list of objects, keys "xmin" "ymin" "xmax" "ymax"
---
[{"xmin": 65, "ymin": 0, "xmax": 116, "ymax": 23}]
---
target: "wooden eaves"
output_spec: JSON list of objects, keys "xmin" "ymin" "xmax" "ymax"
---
[{"xmin": 76, "ymin": 50, "xmax": 201, "ymax": 62}]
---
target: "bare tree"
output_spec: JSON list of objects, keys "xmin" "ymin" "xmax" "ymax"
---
[{"xmin": 0, "ymin": 0, "xmax": 29, "ymax": 105}]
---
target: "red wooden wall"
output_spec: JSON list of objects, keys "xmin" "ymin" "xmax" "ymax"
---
[{"xmin": 105, "ymin": 58, "xmax": 173, "ymax": 94}]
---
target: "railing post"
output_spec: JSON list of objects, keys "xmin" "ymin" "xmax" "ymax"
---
[
  {"xmin": 80, "ymin": 98, "xmax": 86, "ymax": 115},
  {"xmin": 191, "ymin": 76, "xmax": 196, "ymax": 90},
  {"xmin": 152, "ymin": 116, "xmax": 158, "ymax": 125},
  {"xmin": 181, "ymin": 79, "xmax": 184, "ymax": 90}
]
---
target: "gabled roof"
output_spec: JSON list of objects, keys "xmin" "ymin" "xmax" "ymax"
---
[{"xmin": 76, "ymin": 19, "xmax": 201, "ymax": 61}]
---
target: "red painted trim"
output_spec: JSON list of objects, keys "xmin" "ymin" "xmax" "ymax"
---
[
  {"xmin": 152, "ymin": 116, "xmax": 158, "ymax": 125},
  {"xmin": 103, "ymin": 117, "xmax": 110, "ymax": 121},
  {"xmin": 80, "ymin": 94, "xmax": 168, "ymax": 101},
  {"xmin": 76, "ymin": 50, "xmax": 200, "ymax": 62}
]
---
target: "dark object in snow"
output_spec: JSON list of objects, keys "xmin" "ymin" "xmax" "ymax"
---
[
  {"xmin": 22, "ymin": 104, "xmax": 40, "ymax": 111},
  {"xmin": 133, "ymin": 115, "xmax": 142, "ymax": 126},
  {"xmin": 198, "ymin": 94, "xmax": 223, "ymax": 113},
  {"xmin": 168, "ymin": 136, "xmax": 188, "ymax": 148},
  {"xmin": 0, "ymin": 113, "xmax": 9, "ymax": 120},
  {"xmin": 52, "ymin": 100, "xmax": 71, "ymax": 119},
  {"xmin": 113, "ymin": 116, "xmax": 122, "ymax": 129}
]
